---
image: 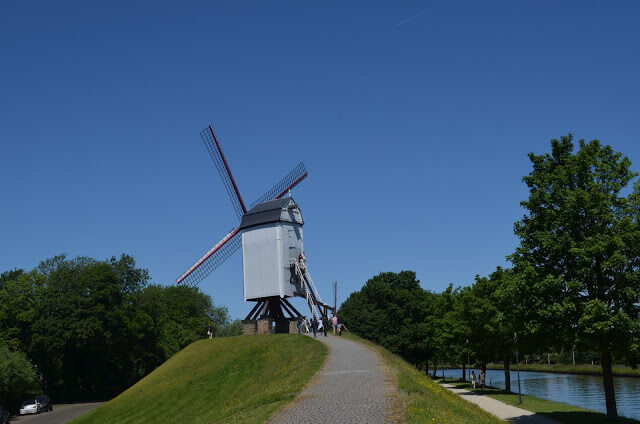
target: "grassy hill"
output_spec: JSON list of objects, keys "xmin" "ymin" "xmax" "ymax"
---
[{"xmin": 70, "ymin": 335, "xmax": 326, "ymax": 424}]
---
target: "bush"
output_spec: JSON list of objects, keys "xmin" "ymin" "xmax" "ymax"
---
[{"xmin": 0, "ymin": 346, "xmax": 39, "ymax": 413}]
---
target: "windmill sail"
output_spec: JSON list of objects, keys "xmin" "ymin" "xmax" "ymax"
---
[
  {"xmin": 176, "ymin": 228, "xmax": 241, "ymax": 286},
  {"xmin": 249, "ymin": 162, "xmax": 308, "ymax": 208},
  {"xmin": 200, "ymin": 125, "xmax": 247, "ymax": 220}
]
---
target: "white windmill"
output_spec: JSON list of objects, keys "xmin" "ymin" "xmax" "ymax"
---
[{"xmin": 176, "ymin": 125, "xmax": 329, "ymax": 334}]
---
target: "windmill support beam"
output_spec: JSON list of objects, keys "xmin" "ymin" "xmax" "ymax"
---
[{"xmin": 242, "ymin": 296, "xmax": 299, "ymax": 335}]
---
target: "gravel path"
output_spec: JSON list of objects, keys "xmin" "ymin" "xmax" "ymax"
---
[
  {"xmin": 440, "ymin": 383, "xmax": 561, "ymax": 424},
  {"xmin": 268, "ymin": 334, "xmax": 399, "ymax": 424}
]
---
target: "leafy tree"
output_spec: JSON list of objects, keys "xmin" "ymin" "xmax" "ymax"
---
[
  {"xmin": 509, "ymin": 135, "xmax": 640, "ymax": 418},
  {"xmin": 217, "ymin": 319, "xmax": 243, "ymax": 337},
  {"xmin": 0, "ymin": 346, "xmax": 39, "ymax": 414},
  {"xmin": 0, "ymin": 253, "xmax": 232, "ymax": 402},
  {"xmin": 340, "ymin": 271, "xmax": 436, "ymax": 369}
]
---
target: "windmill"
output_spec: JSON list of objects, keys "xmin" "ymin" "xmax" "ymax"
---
[{"xmin": 177, "ymin": 125, "xmax": 329, "ymax": 334}]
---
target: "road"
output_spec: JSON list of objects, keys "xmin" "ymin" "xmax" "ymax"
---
[{"xmin": 10, "ymin": 403, "xmax": 103, "ymax": 424}]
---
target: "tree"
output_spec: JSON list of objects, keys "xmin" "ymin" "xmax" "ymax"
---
[
  {"xmin": 0, "ymin": 346, "xmax": 39, "ymax": 414},
  {"xmin": 340, "ymin": 271, "xmax": 436, "ymax": 369},
  {"xmin": 510, "ymin": 135, "xmax": 640, "ymax": 418}
]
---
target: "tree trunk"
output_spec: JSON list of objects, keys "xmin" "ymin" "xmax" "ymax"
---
[
  {"xmin": 601, "ymin": 351, "xmax": 618, "ymax": 419},
  {"xmin": 504, "ymin": 360, "xmax": 511, "ymax": 393},
  {"xmin": 482, "ymin": 363, "xmax": 487, "ymax": 375},
  {"xmin": 462, "ymin": 362, "xmax": 467, "ymax": 381}
]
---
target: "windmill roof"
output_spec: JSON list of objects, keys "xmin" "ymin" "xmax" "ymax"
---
[{"xmin": 239, "ymin": 197, "xmax": 303, "ymax": 230}]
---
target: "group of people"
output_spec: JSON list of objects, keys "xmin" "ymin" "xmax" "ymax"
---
[
  {"xmin": 469, "ymin": 370, "xmax": 485, "ymax": 389},
  {"xmin": 297, "ymin": 314, "xmax": 344, "ymax": 337}
]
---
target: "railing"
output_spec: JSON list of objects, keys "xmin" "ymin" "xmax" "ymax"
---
[{"xmin": 290, "ymin": 258, "xmax": 323, "ymax": 320}]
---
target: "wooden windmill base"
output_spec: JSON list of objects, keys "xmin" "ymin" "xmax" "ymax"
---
[{"xmin": 241, "ymin": 296, "xmax": 303, "ymax": 335}]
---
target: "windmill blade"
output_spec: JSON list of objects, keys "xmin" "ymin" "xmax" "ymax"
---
[
  {"xmin": 200, "ymin": 125, "xmax": 247, "ymax": 221},
  {"xmin": 176, "ymin": 228, "xmax": 241, "ymax": 286},
  {"xmin": 249, "ymin": 162, "xmax": 308, "ymax": 208}
]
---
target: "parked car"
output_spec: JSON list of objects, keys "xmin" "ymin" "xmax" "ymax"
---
[
  {"xmin": 19, "ymin": 399, "xmax": 40, "ymax": 415},
  {"xmin": 35, "ymin": 395, "xmax": 52, "ymax": 412},
  {"xmin": 0, "ymin": 405, "xmax": 10, "ymax": 423}
]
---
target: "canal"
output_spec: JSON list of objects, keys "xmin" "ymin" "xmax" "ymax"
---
[{"xmin": 442, "ymin": 368, "xmax": 640, "ymax": 421}]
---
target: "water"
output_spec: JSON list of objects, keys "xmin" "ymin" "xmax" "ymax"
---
[{"xmin": 442, "ymin": 368, "xmax": 640, "ymax": 421}]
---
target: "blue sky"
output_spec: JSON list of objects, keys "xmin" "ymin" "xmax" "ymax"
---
[{"xmin": 2, "ymin": 1, "xmax": 639, "ymax": 319}]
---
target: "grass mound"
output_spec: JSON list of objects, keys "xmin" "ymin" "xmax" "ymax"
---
[
  {"xmin": 344, "ymin": 334, "xmax": 506, "ymax": 424},
  {"xmin": 71, "ymin": 335, "xmax": 326, "ymax": 424}
]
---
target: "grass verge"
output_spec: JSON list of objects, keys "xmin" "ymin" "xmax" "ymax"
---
[
  {"xmin": 343, "ymin": 334, "xmax": 506, "ymax": 424},
  {"xmin": 444, "ymin": 380, "xmax": 639, "ymax": 424},
  {"xmin": 70, "ymin": 335, "xmax": 326, "ymax": 424}
]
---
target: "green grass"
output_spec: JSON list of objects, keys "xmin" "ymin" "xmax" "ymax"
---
[
  {"xmin": 343, "ymin": 334, "xmax": 506, "ymax": 424},
  {"xmin": 484, "ymin": 363, "xmax": 640, "ymax": 378},
  {"xmin": 70, "ymin": 335, "xmax": 327, "ymax": 424},
  {"xmin": 445, "ymin": 380, "xmax": 640, "ymax": 424}
]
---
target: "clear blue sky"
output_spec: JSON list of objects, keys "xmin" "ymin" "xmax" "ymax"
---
[{"xmin": 2, "ymin": 1, "xmax": 639, "ymax": 319}]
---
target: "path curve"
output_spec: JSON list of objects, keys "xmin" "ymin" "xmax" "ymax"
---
[
  {"xmin": 268, "ymin": 333, "xmax": 399, "ymax": 424},
  {"xmin": 441, "ymin": 383, "xmax": 561, "ymax": 424}
]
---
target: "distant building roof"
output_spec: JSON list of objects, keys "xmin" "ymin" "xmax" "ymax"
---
[{"xmin": 239, "ymin": 197, "xmax": 303, "ymax": 230}]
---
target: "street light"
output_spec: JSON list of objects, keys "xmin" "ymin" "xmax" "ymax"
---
[{"xmin": 514, "ymin": 332, "xmax": 522, "ymax": 404}]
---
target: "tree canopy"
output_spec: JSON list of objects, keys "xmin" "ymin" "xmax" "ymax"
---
[{"xmin": 0, "ymin": 254, "xmax": 232, "ymax": 411}]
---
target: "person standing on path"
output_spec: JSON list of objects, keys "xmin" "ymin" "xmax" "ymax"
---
[
  {"xmin": 207, "ymin": 324, "xmax": 214, "ymax": 339},
  {"xmin": 296, "ymin": 316, "xmax": 303, "ymax": 334},
  {"xmin": 311, "ymin": 317, "xmax": 318, "ymax": 338},
  {"xmin": 322, "ymin": 315, "xmax": 329, "ymax": 337},
  {"xmin": 303, "ymin": 317, "xmax": 310, "ymax": 333},
  {"xmin": 337, "ymin": 315, "xmax": 343, "ymax": 335},
  {"xmin": 331, "ymin": 314, "xmax": 338, "ymax": 335},
  {"xmin": 470, "ymin": 370, "xmax": 477, "ymax": 389}
]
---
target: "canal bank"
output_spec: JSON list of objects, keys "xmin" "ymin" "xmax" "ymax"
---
[
  {"xmin": 442, "ymin": 368, "xmax": 640, "ymax": 421},
  {"xmin": 484, "ymin": 363, "xmax": 640, "ymax": 378}
]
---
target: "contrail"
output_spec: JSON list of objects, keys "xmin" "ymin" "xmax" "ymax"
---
[{"xmin": 397, "ymin": 10, "xmax": 425, "ymax": 27}]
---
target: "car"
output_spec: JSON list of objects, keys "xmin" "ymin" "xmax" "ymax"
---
[
  {"xmin": 0, "ymin": 405, "xmax": 10, "ymax": 423},
  {"xmin": 35, "ymin": 395, "xmax": 52, "ymax": 412},
  {"xmin": 19, "ymin": 399, "xmax": 40, "ymax": 415}
]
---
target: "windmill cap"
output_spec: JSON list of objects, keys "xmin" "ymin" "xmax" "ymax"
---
[{"xmin": 239, "ymin": 197, "xmax": 303, "ymax": 230}]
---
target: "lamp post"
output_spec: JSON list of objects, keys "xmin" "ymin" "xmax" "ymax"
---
[{"xmin": 514, "ymin": 332, "xmax": 522, "ymax": 404}]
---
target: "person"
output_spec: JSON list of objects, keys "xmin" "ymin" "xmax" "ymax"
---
[
  {"xmin": 470, "ymin": 370, "xmax": 477, "ymax": 389},
  {"xmin": 317, "ymin": 316, "xmax": 324, "ymax": 333},
  {"xmin": 296, "ymin": 316, "xmax": 303, "ymax": 334},
  {"xmin": 311, "ymin": 317, "xmax": 318, "ymax": 338},
  {"xmin": 207, "ymin": 324, "xmax": 214, "ymax": 339},
  {"xmin": 337, "ymin": 315, "xmax": 343, "ymax": 335},
  {"xmin": 322, "ymin": 315, "xmax": 329, "ymax": 337},
  {"xmin": 303, "ymin": 317, "xmax": 310, "ymax": 333},
  {"xmin": 479, "ymin": 371, "xmax": 485, "ymax": 389},
  {"xmin": 331, "ymin": 314, "xmax": 338, "ymax": 335},
  {"xmin": 298, "ymin": 251, "xmax": 307, "ymax": 273}
]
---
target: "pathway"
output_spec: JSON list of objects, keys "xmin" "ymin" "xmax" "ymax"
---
[
  {"xmin": 268, "ymin": 333, "xmax": 400, "ymax": 424},
  {"xmin": 440, "ymin": 383, "xmax": 561, "ymax": 424},
  {"xmin": 11, "ymin": 402, "xmax": 104, "ymax": 424}
]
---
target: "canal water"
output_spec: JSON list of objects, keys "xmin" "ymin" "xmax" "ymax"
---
[{"xmin": 442, "ymin": 368, "xmax": 640, "ymax": 421}]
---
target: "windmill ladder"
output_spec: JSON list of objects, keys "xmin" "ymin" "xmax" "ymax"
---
[{"xmin": 290, "ymin": 259, "xmax": 328, "ymax": 320}]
